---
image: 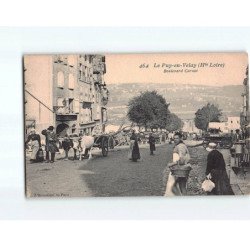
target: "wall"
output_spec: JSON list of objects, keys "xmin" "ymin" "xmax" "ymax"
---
[{"xmin": 24, "ymin": 55, "xmax": 53, "ymax": 133}]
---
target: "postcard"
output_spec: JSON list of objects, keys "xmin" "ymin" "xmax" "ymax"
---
[{"xmin": 24, "ymin": 52, "xmax": 250, "ymax": 197}]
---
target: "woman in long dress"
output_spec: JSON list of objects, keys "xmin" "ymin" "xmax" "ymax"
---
[
  {"xmin": 128, "ymin": 130, "xmax": 141, "ymax": 162},
  {"xmin": 205, "ymin": 142, "xmax": 234, "ymax": 195},
  {"xmin": 25, "ymin": 128, "xmax": 41, "ymax": 163}
]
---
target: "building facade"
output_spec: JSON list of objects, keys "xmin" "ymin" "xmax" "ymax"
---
[
  {"xmin": 208, "ymin": 116, "xmax": 241, "ymax": 133},
  {"xmin": 24, "ymin": 54, "xmax": 109, "ymax": 137},
  {"xmin": 240, "ymin": 66, "xmax": 250, "ymax": 127}
]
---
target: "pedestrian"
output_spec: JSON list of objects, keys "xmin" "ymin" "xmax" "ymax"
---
[
  {"xmin": 61, "ymin": 133, "xmax": 72, "ymax": 160},
  {"xmin": 128, "ymin": 130, "xmax": 140, "ymax": 162},
  {"xmin": 205, "ymin": 142, "xmax": 234, "ymax": 195},
  {"xmin": 25, "ymin": 128, "xmax": 42, "ymax": 163},
  {"xmin": 41, "ymin": 126, "xmax": 58, "ymax": 163},
  {"xmin": 165, "ymin": 132, "xmax": 191, "ymax": 196},
  {"xmin": 71, "ymin": 133, "xmax": 80, "ymax": 160},
  {"xmin": 148, "ymin": 132, "xmax": 156, "ymax": 155},
  {"xmin": 233, "ymin": 129, "xmax": 243, "ymax": 143},
  {"xmin": 168, "ymin": 132, "xmax": 174, "ymax": 144},
  {"xmin": 162, "ymin": 133, "xmax": 166, "ymax": 143}
]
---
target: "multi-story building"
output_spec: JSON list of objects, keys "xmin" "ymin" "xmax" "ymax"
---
[
  {"xmin": 240, "ymin": 66, "xmax": 249, "ymax": 127},
  {"xmin": 24, "ymin": 54, "xmax": 108, "ymax": 137},
  {"xmin": 208, "ymin": 116, "xmax": 240, "ymax": 133}
]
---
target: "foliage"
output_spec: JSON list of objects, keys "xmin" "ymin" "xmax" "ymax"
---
[
  {"xmin": 194, "ymin": 103, "xmax": 222, "ymax": 131},
  {"xmin": 127, "ymin": 91, "xmax": 170, "ymax": 130},
  {"xmin": 165, "ymin": 113, "xmax": 184, "ymax": 132}
]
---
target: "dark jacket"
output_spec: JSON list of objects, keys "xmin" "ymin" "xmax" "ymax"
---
[
  {"xmin": 148, "ymin": 135, "xmax": 156, "ymax": 151},
  {"xmin": 130, "ymin": 133, "xmax": 140, "ymax": 160},
  {"xmin": 206, "ymin": 149, "xmax": 233, "ymax": 195},
  {"xmin": 41, "ymin": 129, "xmax": 58, "ymax": 153},
  {"xmin": 206, "ymin": 150, "xmax": 226, "ymax": 175}
]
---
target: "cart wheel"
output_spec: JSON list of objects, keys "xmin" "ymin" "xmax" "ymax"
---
[
  {"xmin": 108, "ymin": 136, "xmax": 114, "ymax": 149},
  {"xmin": 102, "ymin": 137, "xmax": 108, "ymax": 157}
]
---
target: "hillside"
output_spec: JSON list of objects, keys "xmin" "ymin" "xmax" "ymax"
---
[{"xmin": 106, "ymin": 83, "xmax": 243, "ymax": 125}]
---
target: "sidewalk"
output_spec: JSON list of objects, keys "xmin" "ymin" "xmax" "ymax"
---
[
  {"xmin": 208, "ymin": 149, "xmax": 250, "ymax": 195},
  {"xmin": 221, "ymin": 149, "xmax": 250, "ymax": 195},
  {"xmin": 227, "ymin": 166, "xmax": 250, "ymax": 195}
]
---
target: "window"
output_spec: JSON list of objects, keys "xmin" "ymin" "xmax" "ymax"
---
[
  {"xmin": 69, "ymin": 98, "xmax": 74, "ymax": 113},
  {"xmin": 57, "ymin": 98, "xmax": 65, "ymax": 107},
  {"xmin": 85, "ymin": 67, "xmax": 88, "ymax": 78},
  {"xmin": 80, "ymin": 114, "xmax": 84, "ymax": 123},
  {"xmin": 96, "ymin": 92, "xmax": 99, "ymax": 103},
  {"xmin": 73, "ymin": 99, "xmax": 80, "ymax": 113},
  {"xmin": 68, "ymin": 74, "xmax": 75, "ymax": 89},
  {"xmin": 57, "ymin": 71, "xmax": 64, "ymax": 87},
  {"xmin": 68, "ymin": 55, "xmax": 75, "ymax": 67}
]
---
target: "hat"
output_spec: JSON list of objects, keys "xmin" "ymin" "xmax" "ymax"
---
[
  {"xmin": 48, "ymin": 126, "xmax": 54, "ymax": 131},
  {"xmin": 206, "ymin": 142, "xmax": 217, "ymax": 152}
]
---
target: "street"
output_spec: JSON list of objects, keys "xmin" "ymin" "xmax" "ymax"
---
[{"xmin": 26, "ymin": 143, "xmax": 212, "ymax": 197}]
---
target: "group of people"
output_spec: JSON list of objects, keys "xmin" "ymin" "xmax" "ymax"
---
[
  {"xmin": 25, "ymin": 126, "xmax": 58, "ymax": 163},
  {"xmin": 128, "ymin": 131, "xmax": 157, "ymax": 162},
  {"xmin": 26, "ymin": 126, "xmax": 234, "ymax": 195},
  {"xmin": 25, "ymin": 126, "xmax": 92, "ymax": 163},
  {"xmin": 165, "ymin": 132, "xmax": 233, "ymax": 196}
]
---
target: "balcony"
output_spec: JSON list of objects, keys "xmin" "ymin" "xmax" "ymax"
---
[
  {"xmin": 93, "ymin": 63, "xmax": 105, "ymax": 74},
  {"xmin": 56, "ymin": 114, "xmax": 77, "ymax": 122},
  {"xmin": 93, "ymin": 74, "xmax": 102, "ymax": 84},
  {"xmin": 82, "ymin": 101, "xmax": 93, "ymax": 109}
]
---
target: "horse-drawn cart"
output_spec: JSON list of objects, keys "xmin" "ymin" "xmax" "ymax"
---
[{"xmin": 92, "ymin": 134, "xmax": 115, "ymax": 157}]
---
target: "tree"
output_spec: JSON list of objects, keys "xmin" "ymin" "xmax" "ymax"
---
[
  {"xmin": 194, "ymin": 103, "xmax": 222, "ymax": 131},
  {"xmin": 165, "ymin": 113, "xmax": 184, "ymax": 132},
  {"xmin": 127, "ymin": 91, "xmax": 170, "ymax": 130}
]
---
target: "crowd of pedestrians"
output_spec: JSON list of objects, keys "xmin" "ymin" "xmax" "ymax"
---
[{"xmin": 26, "ymin": 126, "xmax": 242, "ymax": 196}]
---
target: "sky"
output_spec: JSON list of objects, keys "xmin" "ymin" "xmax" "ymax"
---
[{"xmin": 104, "ymin": 52, "xmax": 248, "ymax": 86}]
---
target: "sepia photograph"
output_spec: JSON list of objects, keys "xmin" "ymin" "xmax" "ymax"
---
[{"xmin": 24, "ymin": 52, "xmax": 250, "ymax": 197}]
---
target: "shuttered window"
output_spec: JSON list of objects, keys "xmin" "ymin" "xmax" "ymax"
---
[
  {"xmin": 68, "ymin": 74, "xmax": 75, "ymax": 89},
  {"xmin": 57, "ymin": 71, "xmax": 64, "ymax": 87}
]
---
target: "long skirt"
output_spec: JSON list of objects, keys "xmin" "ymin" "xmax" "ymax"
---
[
  {"xmin": 128, "ymin": 140, "xmax": 134, "ymax": 160},
  {"xmin": 150, "ymin": 143, "xmax": 156, "ymax": 152},
  {"xmin": 132, "ymin": 142, "xmax": 140, "ymax": 161},
  {"xmin": 209, "ymin": 169, "xmax": 234, "ymax": 195},
  {"xmin": 164, "ymin": 172, "xmax": 176, "ymax": 196},
  {"xmin": 164, "ymin": 172, "xmax": 188, "ymax": 196},
  {"xmin": 30, "ymin": 140, "xmax": 39, "ymax": 160}
]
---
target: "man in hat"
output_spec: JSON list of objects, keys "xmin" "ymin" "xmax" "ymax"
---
[
  {"xmin": 42, "ymin": 126, "xmax": 58, "ymax": 163},
  {"xmin": 205, "ymin": 142, "xmax": 233, "ymax": 195},
  {"xmin": 233, "ymin": 129, "xmax": 243, "ymax": 143},
  {"xmin": 148, "ymin": 132, "xmax": 156, "ymax": 155}
]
